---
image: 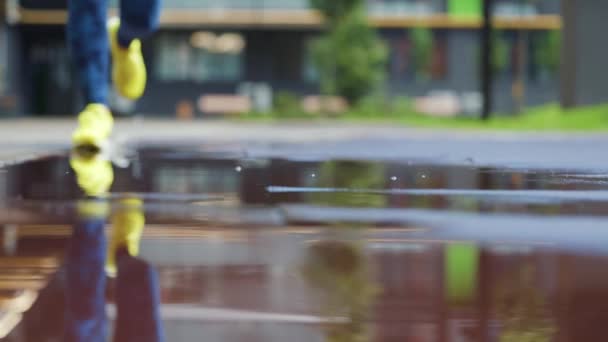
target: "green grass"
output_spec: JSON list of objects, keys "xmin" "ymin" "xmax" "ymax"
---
[
  {"xmin": 242, "ymin": 103, "xmax": 608, "ymax": 132},
  {"xmin": 393, "ymin": 104, "xmax": 608, "ymax": 131}
]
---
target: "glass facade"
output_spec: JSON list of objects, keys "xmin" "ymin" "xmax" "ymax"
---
[
  {"xmin": 387, "ymin": 29, "xmax": 448, "ymax": 82},
  {"xmin": 111, "ymin": 0, "xmax": 310, "ymax": 10},
  {"xmin": 367, "ymin": 0, "xmax": 444, "ymax": 15},
  {"xmin": 154, "ymin": 32, "xmax": 244, "ymax": 82},
  {"xmin": 0, "ymin": 25, "xmax": 5, "ymax": 95},
  {"xmin": 302, "ymin": 39, "xmax": 319, "ymax": 84},
  {"xmin": 107, "ymin": 0, "xmax": 560, "ymax": 16},
  {"xmin": 494, "ymin": 0, "xmax": 539, "ymax": 16},
  {"xmin": 55, "ymin": 0, "xmax": 562, "ymax": 14}
]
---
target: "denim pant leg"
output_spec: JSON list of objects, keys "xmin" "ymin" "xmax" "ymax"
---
[
  {"xmin": 114, "ymin": 253, "xmax": 165, "ymax": 342},
  {"xmin": 64, "ymin": 219, "xmax": 108, "ymax": 342},
  {"xmin": 67, "ymin": 0, "xmax": 109, "ymax": 105},
  {"xmin": 117, "ymin": 0, "xmax": 162, "ymax": 47}
]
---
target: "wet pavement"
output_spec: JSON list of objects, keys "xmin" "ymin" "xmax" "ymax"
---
[{"xmin": 2, "ymin": 144, "xmax": 608, "ymax": 341}]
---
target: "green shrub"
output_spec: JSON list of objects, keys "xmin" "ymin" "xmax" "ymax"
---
[
  {"xmin": 272, "ymin": 91, "xmax": 305, "ymax": 118},
  {"xmin": 346, "ymin": 95, "xmax": 415, "ymax": 118}
]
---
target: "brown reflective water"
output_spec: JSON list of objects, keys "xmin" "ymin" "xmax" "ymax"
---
[{"xmin": 1, "ymin": 147, "xmax": 608, "ymax": 341}]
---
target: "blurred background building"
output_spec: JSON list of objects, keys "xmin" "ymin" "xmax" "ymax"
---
[{"xmin": 0, "ymin": 0, "xmax": 562, "ymax": 117}]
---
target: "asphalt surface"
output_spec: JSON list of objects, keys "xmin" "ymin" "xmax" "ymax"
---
[{"xmin": 2, "ymin": 118, "xmax": 608, "ymax": 170}]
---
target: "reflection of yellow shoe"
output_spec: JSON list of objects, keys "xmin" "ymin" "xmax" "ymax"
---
[
  {"xmin": 70, "ymin": 152, "xmax": 114, "ymax": 198},
  {"xmin": 72, "ymin": 103, "xmax": 113, "ymax": 148},
  {"xmin": 106, "ymin": 198, "xmax": 145, "ymax": 276},
  {"xmin": 108, "ymin": 17, "xmax": 147, "ymax": 100}
]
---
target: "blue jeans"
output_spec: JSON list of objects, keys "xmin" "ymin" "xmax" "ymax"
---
[
  {"xmin": 67, "ymin": 0, "xmax": 161, "ymax": 105},
  {"xmin": 64, "ymin": 218, "xmax": 164, "ymax": 342}
]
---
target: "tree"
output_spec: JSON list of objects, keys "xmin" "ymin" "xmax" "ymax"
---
[
  {"xmin": 310, "ymin": 0, "xmax": 363, "ymax": 23},
  {"xmin": 310, "ymin": 1, "xmax": 388, "ymax": 104}
]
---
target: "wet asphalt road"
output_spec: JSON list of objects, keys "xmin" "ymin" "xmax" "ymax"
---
[{"xmin": 2, "ymin": 124, "xmax": 608, "ymax": 341}]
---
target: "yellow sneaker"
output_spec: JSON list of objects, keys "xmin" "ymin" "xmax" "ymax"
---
[
  {"xmin": 108, "ymin": 17, "xmax": 147, "ymax": 100},
  {"xmin": 106, "ymin": 198, "xmax": 145, "ymax": 276},
  {"xmin": 70, "ymin": 151, "xmax": 114, "ymax": 198},
  {"xmin": 72, "ymin": 103, "xmax": 113, "ymax": 148}
]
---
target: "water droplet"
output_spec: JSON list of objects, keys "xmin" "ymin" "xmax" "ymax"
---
[
  {"xmin": 235, "ymin": 166, "xmax": 242, "ymax": 172},
  {"xmin": 390, "ymin": 176, "xmax": 397, "ymax": 181}
]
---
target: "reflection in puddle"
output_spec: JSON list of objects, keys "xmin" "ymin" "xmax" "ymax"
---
[
  {"xmin": 495, "ymin": 264, "xmax": 555, "ymax": 342},
  {"xmin": 1, "ymin": 147, "xmax": 608, "ymax": 340},
  {"xmin": 303, "ymin": 239, "xmax": 379, "ymax": 342},
  {"xmin": 66, "ymin": 151, "xmax": 164, "ymax": 341}
]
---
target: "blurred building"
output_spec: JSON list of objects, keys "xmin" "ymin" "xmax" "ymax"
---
[
  {"xmin": 1, "ymin": 0, "xmax": 561, "ymax": 116},
  {"xmin": 560, "ymin": 0, "xmax": 608, "ymax": 108}
]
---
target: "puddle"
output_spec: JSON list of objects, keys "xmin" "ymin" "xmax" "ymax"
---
[{"xmin": 1, "ymin": 146, "xmax": 608, "ymax": 341}]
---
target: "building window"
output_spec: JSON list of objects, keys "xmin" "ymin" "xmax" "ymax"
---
[
  {"xmin": 387, "ymin": 29, "xmax": 447, "ymax": 81},
  {"xmin": 147, "ymin": 0, "xmax": 309, "ymax": 9},
  {"xmin": 0, "ymin": 27, "xmax": 6, "ymax": 94},
  {"xmin": 388, "ymin": 33, "xmax": 413, "ymax": 80},
  {"xmin": 269, "ymin": 34, "xmax": 304, "ymax": 82},
  {"xmin": 154, "ymin": 32, "xmax": 245, "ymax": 82},
  {"xmin": 491, "ymin": 30, "xmax": 560, "ymax": 83},
  {"xmin": 302, "ymin": 39, "xmax": 319, "ymax": 83},
  {"xmin": 368, "ymin": 0, "xmax": 442, "ymax": 15},
  {"xmin": 493, "ymin": 0, "xmax": 538, "ymax": 16},
  {"xmin": 498, "ymin": 30, "xmax": 558, "ymax": 82},
  {"xmin": 529, "ymin": 30, "xmax": 560, "ymax": 82},
  {"xmin": 485, "ymin": 30, "xmax": 510, "ymax": 77},
  {"xmin": 429, "ymin": 32, "xmax": 447, "ymax": 80}
]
